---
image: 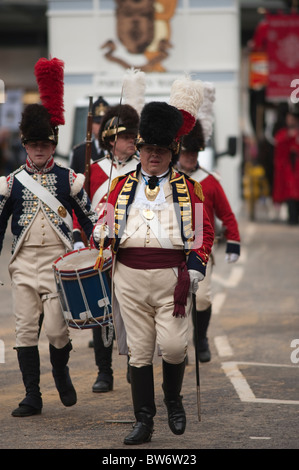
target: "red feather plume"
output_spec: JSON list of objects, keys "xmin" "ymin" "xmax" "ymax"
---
[
  {"xmin": 175, "ymin": 110, "xmax": 195, "ymax": 140},
  {"xmin": 34, "ymin": 57, "xmax": 65, "ymax": 127}
]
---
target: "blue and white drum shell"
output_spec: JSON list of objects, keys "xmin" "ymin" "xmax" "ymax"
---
[{"xmin": 53, "ymin": 248, "xmax": 113, "ymax": 329}]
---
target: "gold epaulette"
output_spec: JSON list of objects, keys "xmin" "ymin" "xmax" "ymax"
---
[
  {"xmin": 188, "ymin": 177, "xmax": 205, "ymax": 202},
  {"xmin": 109, "ymin": 175, "xmax": 125, "ymax": 194}
]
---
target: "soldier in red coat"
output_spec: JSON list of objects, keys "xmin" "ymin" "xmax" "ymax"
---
[
  {"xmin": 272, "ymin": 111, "xmax": 299, "ymax": 225},
  {"xmin": 177, "ymin": 120, "xmax": 241, "ymax": 362}
]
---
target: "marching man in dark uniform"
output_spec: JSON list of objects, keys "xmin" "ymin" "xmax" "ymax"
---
[
  {"xmin": 70, "ymin": 96, "xmax": 109, "ymax": 174},
  {"xmin": 92, "ymin": 97, "xmax": 214, "ymax": 445},
  {"xmin": 73, "ymin": 103, "xmax": 140, "ymax": 392},
  {"xmin": 0, "ymin": 58, "xmax": 98, "ymax": 417}
]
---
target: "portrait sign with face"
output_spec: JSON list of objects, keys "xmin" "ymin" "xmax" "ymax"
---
[{"xmin": 101, "ymin": 0, "xmax": 178, "ymax": 72}]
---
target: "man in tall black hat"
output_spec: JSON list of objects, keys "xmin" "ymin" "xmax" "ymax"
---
[
  {"xmin": 92, "ymin": 100, "xmax": 214, "ymax": 444},
  {"xmin": 70, "ymin": 96, "xmax": 109, "ymax": 174},
  {"xmin": 73, "ymin": 103, "xmax": 140, "ymax": 392},
  {"xmin": 0, "ymin": 102, "xmax": 98, "ymax": 417}
]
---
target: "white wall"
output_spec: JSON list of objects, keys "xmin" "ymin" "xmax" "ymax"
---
[{"xmin": 47, "ymin": 0, "xmax": 242, "ymax": 212}]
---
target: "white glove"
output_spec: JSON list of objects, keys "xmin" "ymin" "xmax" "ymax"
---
[
  {"xmin": 93, "ymin": 224, "xmax": 109, "ymax": 243},
  {"xmin": 188, "ymin": 269, "xmax": 205, "ymax": 294},
  {"xmin": 225, "ymin": 253, "xmax": 239, "ymax": 263},
  {"xmin": 73, "ymin": 241, "xmax": 85, "ymax": 250}
]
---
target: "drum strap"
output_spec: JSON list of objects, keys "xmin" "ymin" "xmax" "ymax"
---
[
  {"xmin": 41, "ymin": 292, "xmax": 59, "ymax": 302},
  {"xmin": 15, "ymin": 170, "xmax": 73, "ymax": 232}
]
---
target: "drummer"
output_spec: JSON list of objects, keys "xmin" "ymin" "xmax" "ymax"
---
[
  {"xmin": 73, "ymin": 104, "xmax": 140, "ymax": 393},
  {"xmin": 0, "ymin": 103, "xmax": 98, "ymax": 417}
]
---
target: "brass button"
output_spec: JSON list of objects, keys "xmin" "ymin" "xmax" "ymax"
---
[{"xmin": 57, "ymin": 206, "xmax": 67, "ymax": 218}]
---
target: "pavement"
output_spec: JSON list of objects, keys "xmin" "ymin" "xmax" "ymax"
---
[{"xmin": 0, "ymin": 200, "xmax": 298, "ymax": 455}]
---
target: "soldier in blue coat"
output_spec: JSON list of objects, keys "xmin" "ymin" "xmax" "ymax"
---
[{"xmin": 0, "ymin": 104, "xmax": 98, "ymax": 417}]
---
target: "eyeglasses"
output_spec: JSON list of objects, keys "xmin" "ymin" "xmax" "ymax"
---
[
  {"xmin": 141, "ymin": 145, "xmax": 170, "ymax": 156},
  {"xmin": 26, "ymin": 142, "xmax": 54, "ymax": 150}
]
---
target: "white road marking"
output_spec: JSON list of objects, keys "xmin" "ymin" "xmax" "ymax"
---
[
  {"xmin": 212, "ymin": 266, "xmax": 244, "ymax": 288},
  {"xmin": 214, "ymin": 336, "xmax": 233, "ymax": 357},
  {"xmin": 212, "ymin": 292, "xmax": 227, "ymax": 315},
  {"xmin": 221, "ymin": 361, "xmax": 299, "ymax": 405},
  {"xmin": 243, "ymin": 223, "xmax": 256, "ymax": 244},
  {"xmin": 239, "ymin": 247, "xmax": 248, "ymax": 263}
]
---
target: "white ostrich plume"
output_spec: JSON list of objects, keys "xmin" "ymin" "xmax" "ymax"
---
[
  {"xmin": 198, "ymin": 81, "xmax": 216, "ymax": 144},
  {"xmin": 123, "ymin": 68, "xmax": 146, "ymax": 115},
  {"xmin": 169, "ymin": 75, "xmax": 204, "ymax": 118}
]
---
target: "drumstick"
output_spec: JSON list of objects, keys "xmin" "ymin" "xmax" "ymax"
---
[{"xmin": 94, "ymin": 238, "xmax": 105, "ymax": 271}]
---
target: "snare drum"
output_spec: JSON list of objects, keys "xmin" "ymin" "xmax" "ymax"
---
[{"xmin": 53, "ymin": 248, "xmax": 113, "ymax": 330}]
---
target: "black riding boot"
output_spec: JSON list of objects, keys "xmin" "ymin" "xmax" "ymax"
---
[
  {"xmin": 49, "ymin": 342, "xmax": 77, "ymax": 407},
  {"xmin": 12, "ymin": 346, "xmax": 42, "ymax": 417},
  {"xmin": 92, "ymin": 327, "xmax": 113, "ymax": 392},
  {"xmin": 192, "ymin": 305, "xmax": 212, "ymax": 362},
  {"xmin": 162, "ymin": 359, "xmax": 186, "ymax": 435},
  {"xmin": 124, "ymin": 365, "xmax": 156, "ymax": 445}
]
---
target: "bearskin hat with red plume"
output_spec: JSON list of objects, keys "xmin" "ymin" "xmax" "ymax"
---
[
  {"xmin": 181, "ymin": 120, "xmax": 205, "ymax": 153},
  {"xmin": 20, "ymin": 57, "xmax": 65, "ymax": 145},
  {"xmin": 20, "ymin": 104, "xmax": 56, "ymax": 144},
  {"xmin": 100, "ymin": 104, "xmax": 140, "ymax": 151},
  {"xmin": 135, "ymin": 75, "xmax": 204, "ymax": 161}
]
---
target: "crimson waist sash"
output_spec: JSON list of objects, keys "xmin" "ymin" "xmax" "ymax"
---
[{"xmin": 116, "ymin": 247, "xmax": 190, "ymax": 317}]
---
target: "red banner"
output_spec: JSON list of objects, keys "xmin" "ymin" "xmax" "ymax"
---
[{"xmin": 266, "ymin": 13, "xmax": 299, "ymax": 101}]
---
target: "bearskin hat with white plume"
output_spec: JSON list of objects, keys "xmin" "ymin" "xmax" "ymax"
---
[
  {"xmin": 181, "ymin": 81, "xmax": 215, "ymax": 153},
  {"xmin": 20, "ymin": 57, "xmax": 65, "ymax": 145},
  {"xmin": 99, "ymin": 68, "xmax": 145, "ymax": 151},
  {"xmin": 198, "ymin": 81, "xmax": 215, "ymax": 146},
  {"xmin": 100, "ymin": 104, "xmax": 140, "ymax": 151},
  {"xmin": 181, "ymin": 120, "xmax": 205, "ymax": 153},
  {"xmin": 123, "ymin": 68, "xmax": 146, "ymax": 116}
]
